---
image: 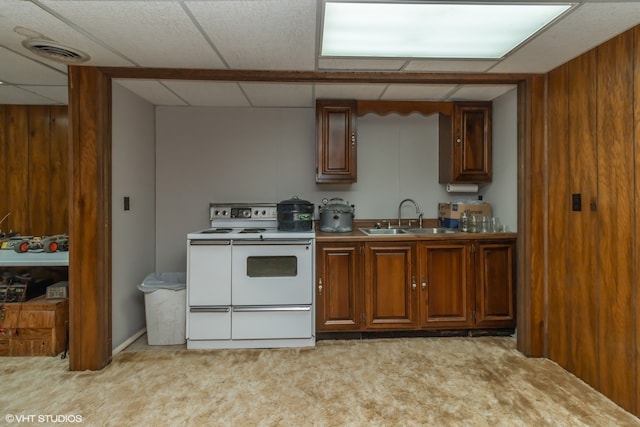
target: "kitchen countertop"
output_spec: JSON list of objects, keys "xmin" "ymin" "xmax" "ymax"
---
[{"xmin": 315, "ymin": 229, "xmax": 517, "ymax": 242}]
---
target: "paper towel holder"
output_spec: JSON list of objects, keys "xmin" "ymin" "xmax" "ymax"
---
[{"xmin": 446, "ymin": 183, "xmax": 479, "ymax": 193}]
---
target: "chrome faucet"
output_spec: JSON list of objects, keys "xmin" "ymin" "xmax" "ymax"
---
[{"xmin": 398, "ymin": 198, "xmax": 423, "ymax": 228}]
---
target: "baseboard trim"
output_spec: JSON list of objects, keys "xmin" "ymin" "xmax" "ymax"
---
[
  {"xmin": 112, "ymin": 328, "xmax": 146, "ymax": 356},
  {"xmin": 317, "ymin": 329, "xmax": 515, "ymax": 341}
]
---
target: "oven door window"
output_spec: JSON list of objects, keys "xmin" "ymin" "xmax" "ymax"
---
[{"xmin": 246, "ymin": 256, "xmax": 297, "ymax": 277}]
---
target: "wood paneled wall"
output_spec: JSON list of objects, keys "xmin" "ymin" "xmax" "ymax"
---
[
  {"xmin": 0, "ymin": 105, "xmax": 69, "ymax": 236},
  {"xmin": 545, "ymin": 28, "xmax": 639, "ymax": 414}
]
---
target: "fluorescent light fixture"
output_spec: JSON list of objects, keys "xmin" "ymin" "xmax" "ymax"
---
[{"xmin": 322, "ymin": 2, "xmax": 573, "ymax": 59}]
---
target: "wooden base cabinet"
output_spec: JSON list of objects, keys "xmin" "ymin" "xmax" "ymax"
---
[
  {"xmin": 474, "ymin": 240, "xmax": 516, "ymax": 328},
  {"xmin": 417, "ymin": 239, "xmax": 516, "ymax": 330},
  {"xmin": 364, "ymin": 242, "xmax": 418, "ymax": 329},
  {"xmin": 316, "ymin": 238, "xmax": 515, "ymax": 334},
  {"xmin": 316, "ymin": 243, "xmax": 362, "ymax": 331},
  {"xmin": 417, "ymin": 241, "xmax": 473, "ymax": 329}
]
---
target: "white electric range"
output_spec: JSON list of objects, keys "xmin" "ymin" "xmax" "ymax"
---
[{"xmin": 186, "ymin": 202, "xmax": 315, "ymax": 349}]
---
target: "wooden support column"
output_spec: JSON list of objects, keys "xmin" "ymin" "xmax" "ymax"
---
[
  {"xmin": 516, "ymin": 76, "xmax": 546, "ymax": 357},
  {"xmin": 67, "ymin": 66, "xmax": 112, "ymax": 371}
]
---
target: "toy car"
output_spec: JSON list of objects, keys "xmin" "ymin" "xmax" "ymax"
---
[{"xmin": 13, "ymin": 234, "xmax": 69, "ymax": 253}]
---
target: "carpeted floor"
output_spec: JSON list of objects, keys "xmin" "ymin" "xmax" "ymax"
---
[{"xmin": 1, "ymin": 336, "xmax": 639, "ymax": 426}]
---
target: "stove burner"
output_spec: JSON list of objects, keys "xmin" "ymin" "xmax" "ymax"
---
[
  {"xmin": 239, "ymin": 228, "xmax": 267, "ymax": 234},
  {"xmin": 202, "ymin": 228, "xmax": 233, "ymax": 234}
]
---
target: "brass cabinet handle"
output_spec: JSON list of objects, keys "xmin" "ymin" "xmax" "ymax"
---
[
  {"xmin": 318, "ymin": 278, "xmax": 323, "ymax": 294},
  {"xmin": 411, "ymin": 276, "xmax": 416, "ymax": 290}
]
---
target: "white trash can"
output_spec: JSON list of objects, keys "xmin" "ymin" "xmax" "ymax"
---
[{"xmin": 138, "ymin": 272, "xmax": 186, "ymax": 345}]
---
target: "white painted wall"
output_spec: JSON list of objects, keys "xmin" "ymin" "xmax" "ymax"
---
[
  {"xmin": 111, "ymin": 83, "xmax": 156, "ymax": 350},
  {"xmin": 155, "ymin": 92, "xmax": 518, "ymax": 272},
  {"xmin": 484, "ymin": 88, "xmax": 518, "ymax": 231}
]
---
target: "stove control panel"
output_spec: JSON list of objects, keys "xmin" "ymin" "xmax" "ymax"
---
[{"xmin": 209, "ymin": 203, "xmax": 277, "ymax": 220}]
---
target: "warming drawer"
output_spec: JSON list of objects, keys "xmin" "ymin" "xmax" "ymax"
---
[
  {"xmin": 188, "ymin": 307, "xmax": 231, "ymax": 340},
  {"xmin": 231, "ymin": 306, "xmax": 312, "ymax": 340}
]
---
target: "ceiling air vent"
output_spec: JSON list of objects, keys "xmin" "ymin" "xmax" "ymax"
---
[{"xmin": 21, "ymin": 39, "xmax": 90, "ymax": 64}]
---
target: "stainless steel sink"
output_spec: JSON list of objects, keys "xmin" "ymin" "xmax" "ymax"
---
[
  {"xmin": 359, "ymin": 228, "xmax": 409, "ymax": 235},
  {"xmin": 406, "ymin": 228, "xmax": 457, "ymax": 234}
]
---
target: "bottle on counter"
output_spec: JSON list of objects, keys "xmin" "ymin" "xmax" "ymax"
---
[{"xmin": 460, "ymin": 210, "xmax": 469, "ymax": 232}]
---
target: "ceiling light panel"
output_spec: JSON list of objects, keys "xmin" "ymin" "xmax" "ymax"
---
[{"xmin": 322, "ymin": 2, "xmax": 573, "ymax": 59}]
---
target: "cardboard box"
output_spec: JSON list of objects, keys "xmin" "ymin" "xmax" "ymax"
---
[{"xmin": 438, "ymin": 202, "xmax": 492, "ymax": 229}]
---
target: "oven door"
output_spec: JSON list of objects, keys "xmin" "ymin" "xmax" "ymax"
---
[{"xmin": 231, "ymin": 239, "xmax": 313, "ymax": 305}]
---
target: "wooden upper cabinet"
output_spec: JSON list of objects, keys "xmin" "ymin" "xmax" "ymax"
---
[
  {"xmin": 316, "ymin": 100, "xmax": 357, "ymax": 183},
  {"xmin": 417, "ymin": 241, "xmax": 473, "ymax": 329},
  {"xmin": 364, "ymin": 242, "xmax": 418, "ymax": 329},
  {"xmin": 474, "ymin": 240, "xmax": 516, "ymax": 328},
  {"xmin": 316, "ymin": 242, "xmax": 362, "ymax": 331},
  {"xmin": 439, "ymin": 102, "xmax": 492, "ymax": 183}
]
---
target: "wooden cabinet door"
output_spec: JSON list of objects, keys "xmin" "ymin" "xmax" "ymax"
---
[
  {"xmin": 316, "ymin": 100, "xmax": 357, "ymax": 183},
  {"xmin": 439, "ymin": 102, "xmax": 492, "ymax": 183},
  {"xmin": 316, "ymin": 242, "xmax": 362, "ymax": 331},
  {"xmin": 474, "ymin": 240, "xmax": 516, "ymax": 328},
  {"xmin": 418, "ymin": 241, "xmax": 473, "ymax": 328},
  {"xmin": 364, "ymin": 242, "xmax": 418, "ymax": 329}
]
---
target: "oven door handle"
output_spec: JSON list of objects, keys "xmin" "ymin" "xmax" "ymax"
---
[
  {"xmin": 232, "ymin": 306, "xmax": 311, "ymax": 312},
  {"xmin": 189, "ymin": 306, "xmax": 231, "ymax": 313},
  {"xmin": 190, "ymin": 240, "xmax": 231, "ymax": 246},
  {"xmin": 232, "ymin": 239, "xmax": 312, "ymax": 246}
]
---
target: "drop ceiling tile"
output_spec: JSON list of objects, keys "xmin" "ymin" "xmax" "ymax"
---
[
  {"xmin": 315, "ymin": 84, "xmax": 387, "ymax": 100},
  {"xmin": 0, "ymin": 47, "xmax": 67, "ymax": 85},
  {"xmin": 17, "ymin": 85, "xmax": 68, "ymax": 104},
  {"xmin": 0, "ymin": 84, "xmax": 60, "ymax": 104},
  {"xmin": 163, "ymin": 81, "xmax": 250, "ymax": 107},
  {"xmin": 404, "ymin": 60, "xmax": 498, "ymax": 73},
  {"xmin": 240, "ymin": 83, "xmax": 314, "ymax": 107},
  {"xmin": 186, "ymin": 0, "xmax": 316, "ymax": 70},
  {"xmin": 3, "ymin": 1, "xmax": 133, "ymax": 68},
  {"xmin": 115, "ymin": 80, "xmax": 187, "ymax": 106},
  {"xmin": 447, "ymin": 85, "xmax": 517, "ymax": 101},
  {"xmin": 43, "ymin": 1, "xmax": 226, "ymax": 69},
  {"xmin": 318, "ymin": 58, "xmax": 407, "ymax": 71},
  {"xmin": 382, "ymin": 85, "xmax": 456, "ymax": 101},
  {"xmin": 493, "ymin": 2, "xmax": 640, "ymax": 73}
]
